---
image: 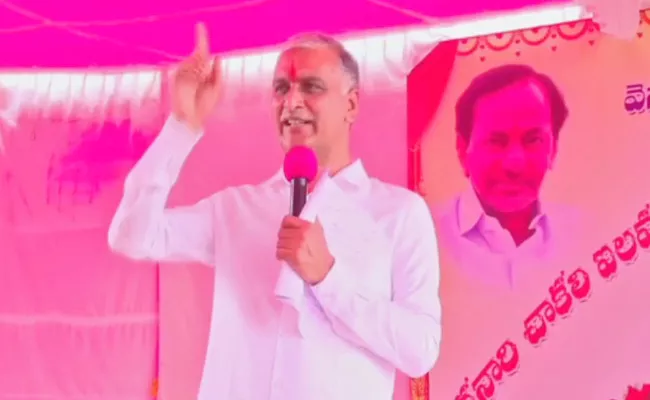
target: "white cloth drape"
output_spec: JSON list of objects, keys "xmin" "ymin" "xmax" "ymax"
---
[
  {"xmin": 575, "ymin": 0, "xmax": 643, "ymax": 39},
  {"xmin": 0, "ymin": 71, "xmax": 162, "ymax": 399}
]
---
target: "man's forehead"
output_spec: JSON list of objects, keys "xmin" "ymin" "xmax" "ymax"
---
[
  {"xmin": 274, "ymin": 47, "xmax": 341, "ymax": 79},
  {"xmin": 475, "ymin": 79, "xmax": 551, "ymax": 120}
]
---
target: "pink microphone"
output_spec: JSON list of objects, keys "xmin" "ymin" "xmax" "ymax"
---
[{"xmin": 283, "ymin": 146, "xmax": 318, "ymax": 216}]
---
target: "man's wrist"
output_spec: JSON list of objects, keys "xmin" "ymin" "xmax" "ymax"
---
[
  {"xmin": 310, "ymin": 255, "xmax": 335, "ymax": 285},
  {"xmin": 171, "ymin": 110, "xmax": 203, "ymax": 134},
  {"xmin": 184, "ymin": 118, "xmax": 203, "ymax": 134}
]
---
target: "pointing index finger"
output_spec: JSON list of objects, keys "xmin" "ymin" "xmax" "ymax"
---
[{"xmin": 194, "ymin": 22, "xmax": 210, "ymax": 56}]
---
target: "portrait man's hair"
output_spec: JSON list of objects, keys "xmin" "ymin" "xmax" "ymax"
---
[{"xmin": 455, "ymin": 64, "xmax": 569, "ymax": 140}]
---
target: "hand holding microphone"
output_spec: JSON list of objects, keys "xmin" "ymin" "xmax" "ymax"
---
[{"xmin": 275, "ymin": 146, "xmax": 334, "ymax": 285}]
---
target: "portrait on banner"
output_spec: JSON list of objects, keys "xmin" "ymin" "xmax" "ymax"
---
[
  {"xmin": 410, "ymin": 13, "xmax": 650, "ymax": 400},
  {"xmin": 435, "ymin": 63, "xmax": 585, "ymax": 290}
]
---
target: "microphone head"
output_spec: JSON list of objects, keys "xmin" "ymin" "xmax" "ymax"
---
[{"xmin": 283, "ymin": 146, "xmax": 318, "ymax": 182}]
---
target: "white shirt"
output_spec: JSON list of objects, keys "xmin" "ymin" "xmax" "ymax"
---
[
  {"xmin": 108, "ymin": 116, "xmax": 442, "ymax": 400},
  {"xmin": 435, "ymin": 188, "xmax": 583, "ymax": 289}
]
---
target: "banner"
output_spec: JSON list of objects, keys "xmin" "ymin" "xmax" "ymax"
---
[{"xmin": 408, "ymin": 11, "xmax": 650, "ymax": 400}]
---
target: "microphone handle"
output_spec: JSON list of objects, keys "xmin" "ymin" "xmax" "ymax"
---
[{"xmin": 290, "ymin": 177, "xmax": 309, "ymax": 216}]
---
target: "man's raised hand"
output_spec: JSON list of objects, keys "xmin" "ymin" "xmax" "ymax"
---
[{"xmin": 172, "ymin": 22, "xmax": 222, "ymax": 132}]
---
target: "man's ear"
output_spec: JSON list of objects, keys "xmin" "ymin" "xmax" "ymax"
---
[
  {"xmin": 345, "ymin": 88, "xmax": 360, "ymax": 124},
  {"xmin": 456, "ymin": 133, "xmax": 470, "ymax": 177}
]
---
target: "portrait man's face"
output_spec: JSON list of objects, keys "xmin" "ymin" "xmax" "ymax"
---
[
  {"xmin": 458, "ymin": 78, "xmax": 557, "ymax": 213},
  {"xmin": 272, "ymin": 45, "xmax": 359, "ymax": 157}
]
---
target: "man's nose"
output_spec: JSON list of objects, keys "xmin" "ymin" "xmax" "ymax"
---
[
  {"xmin": 501, "ymin": 145, "xmax": 527, "ymax": 172},
  {"xmin": 284, "ymin": 85, "xmax": 305, "ymax": 109}
]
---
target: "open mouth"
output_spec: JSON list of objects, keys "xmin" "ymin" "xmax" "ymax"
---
[{"xmin": 282, "ymin": 117, "xmax": 313, "ymax": 127}]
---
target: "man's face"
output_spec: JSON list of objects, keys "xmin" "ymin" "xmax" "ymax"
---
[
  {"xmin": 272, "ymin": 46, "xmax": 358, "ymax": 159},
  {"xmin": 458, "ymin": 79, "xmax": 557, "ymax": 213}
]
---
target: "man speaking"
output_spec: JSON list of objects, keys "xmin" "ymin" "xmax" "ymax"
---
[{"xmin": 108, "ymin": 23, "xmax": 441, "ymax": 400}]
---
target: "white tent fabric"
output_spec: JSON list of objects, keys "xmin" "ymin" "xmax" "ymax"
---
[{"xmin": 581, "ymin": 0, "xmax": 643, "ymax": 38}]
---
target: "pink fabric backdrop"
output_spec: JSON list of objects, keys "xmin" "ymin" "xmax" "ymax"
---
[
  {"xmin": 0, "ymin": 0, "xmax": 568, "ymax": 68},
  {"xmin": 0, "ymin": 82, "xmax": 164, "ymax": 398}
]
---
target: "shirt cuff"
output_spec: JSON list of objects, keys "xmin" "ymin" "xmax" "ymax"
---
[{"xmin": 310, "ymin": 259, "xmax": 354, "ymax": 312}]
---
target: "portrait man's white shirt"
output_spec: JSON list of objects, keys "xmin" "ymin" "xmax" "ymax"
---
[
  {"xmin": 108, "ymin": 116, "xmax": 442, "ymax": 400},
  {"xmin": 435, "ymin": 188, "xmax": 584, "ymax": 289}
]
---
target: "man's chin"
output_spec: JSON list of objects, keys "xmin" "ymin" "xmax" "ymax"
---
[
  {"xmin": 487, "ymin": 193, "xmax": 538, "ymax": 214},
  {"xmin": 285, "ymin": 134, "xmax": 316, "ymax": 148}
]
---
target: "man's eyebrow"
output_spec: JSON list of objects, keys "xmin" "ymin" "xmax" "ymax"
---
[
  {"xmin": 301, "ymin": 76, "xmax": 326, "ymax": 84},
  {"xmin": 273, "ymin": 77, "xmax": 288, "ymax": 85},
  {"xmin": 304, "ymin": 76, "xmax": 325, "ymax": 86},
  {"xmin": 273, "ymin": 76, "xmax": 326, "ymax": 85},
  {"xmin": 524, "ymin": 127, "xmax": 544, "ymax": 135}
]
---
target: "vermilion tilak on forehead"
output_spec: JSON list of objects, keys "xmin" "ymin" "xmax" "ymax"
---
[{"xmin": 288, "ymin": 61, "xmax": 297, "ymax": 81}]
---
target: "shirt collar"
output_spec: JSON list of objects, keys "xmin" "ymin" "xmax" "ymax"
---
[
  {"xmin": 457, "ymin": 187, "xmax": 547, "ymax": 235},
  {"xmin": 265, "ymin": 159, "xmax": 370, "ymax": 191}
]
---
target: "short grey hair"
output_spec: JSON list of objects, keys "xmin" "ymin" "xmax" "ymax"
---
[{"xmin": 284, "ymin": 32, "xmax": 360, "ymax": 90}]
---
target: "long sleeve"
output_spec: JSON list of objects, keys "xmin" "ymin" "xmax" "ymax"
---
[
  {"xmin": 108, "ymin": 116, "xmax": 218, "ymax": 266},
  {"xmin": 310, "ymin": 195, "xmax": 442, "ymax": 378}
]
